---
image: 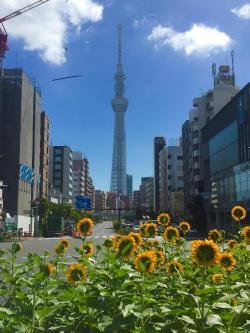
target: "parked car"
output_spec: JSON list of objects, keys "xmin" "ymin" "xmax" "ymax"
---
[{"xmin": 133, "ymin": 225, "xmax": 140, "ymax": 232}]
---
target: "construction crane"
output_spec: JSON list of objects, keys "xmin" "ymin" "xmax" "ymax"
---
[{"xmin": 0, "ymin": 0, "xmax": 50, "ymax": 67}]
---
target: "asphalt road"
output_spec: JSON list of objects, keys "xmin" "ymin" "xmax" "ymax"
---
[{"xmin": 0, "ymin": 221, "xmax": 115, "ymax": 262}]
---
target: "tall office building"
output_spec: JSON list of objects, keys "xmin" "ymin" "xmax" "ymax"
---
[
  {"xmin": 49, "ymin": 146, "xmax": 73, "ymax": 203},
  {"xmin": 0, "ymin": 68, "xmax": 41, "ymax": 233},
  {"xmin": 40, "ymin": 111, "xmax": 50, "ymax": 198},
  {"xmin": 182, "ymin": 63, "xmax": 239, "ymax": 208},
  {"xmin": 110, "ymin": 25, "xmax": 128, "ymax": 195},
  {"xmin": 126, "ymin": 174, "xmax": 133, "ymax": 201},
  {"xmin": 154, "ymin": 137, "xmax": 166, "ymax": 212}
]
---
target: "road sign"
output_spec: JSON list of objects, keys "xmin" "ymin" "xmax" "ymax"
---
[{"xmin": 76, "ymin": 196, "xmax": 92, "ymax": 210}]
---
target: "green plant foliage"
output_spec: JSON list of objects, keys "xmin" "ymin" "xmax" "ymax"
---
[{"xmin": 0, "ymin": 222, "xmax": 249, "ymax": 332}]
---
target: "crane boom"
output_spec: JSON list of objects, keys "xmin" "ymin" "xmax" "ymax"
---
[
  {"xmin": 0, "ymin": 0, "xmax": 51, "ymax": 66},
  {"xmin": 0, "ymin": 0, "xmax": 50, "ymax": 24}
]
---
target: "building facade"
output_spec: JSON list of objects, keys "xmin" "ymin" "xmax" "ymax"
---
[
  {"xmin": 182, "ymin": 64, "xmax": 239, "ymax": 209},
  {"xmin": 126, "ymin": 174, "xmax": 133, "ymax": 202},
  {"xmin": 154, "ymin": 137, "xmax": 166, "ymax": 212},
  {"xmin": 110, "ymin": 25, "xmax": 128, "ymax": 195},
  {"xmin": 0, "ymin": 68, "xmax": 41, "ymax": 232},
  {"xmin": 140, "ymin": 177, "xmax": 154, "ymax": 212},
  {"xmin": 94, "ymin": 190, "xmax": 106, "ymax": 211},
  {"xmin": 201, "ymin": 83, "xmax": 250, "ymax": 231},
  {"xmin": 39, "ymin": 111, "xmax": 49, "ymax": 198},
  {"xmin": 159, "ymin": 143, "xmax": 184, "ymax": 215},
  {"xmin": 49, "ymin": 146, "xmax": 73, "ymax": 203}
]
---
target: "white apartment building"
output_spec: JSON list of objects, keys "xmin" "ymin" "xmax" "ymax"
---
[
  {"xmin": 159, "ymin": 143, "xmax": 184, "ymax": 215},
  {"xmin": 182, "ymin": 64, "xmax": 239, "ymax": 207}
]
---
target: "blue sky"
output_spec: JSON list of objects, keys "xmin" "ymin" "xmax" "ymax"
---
[{"xmin": 3, "ymin": 0, "xmax": 250, "ymax": 190}]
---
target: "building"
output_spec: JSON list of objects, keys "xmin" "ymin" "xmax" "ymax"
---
[
  {"xmin": 110, "ymin": 25, "xmax": 128, "ymax": 195},
  {"xmin": 106, "ymin": 192, "xmax": 118, "ymax": 210},
  {"xmin": 140, "ymin": 177, "xmax": 154, "ymax": 212},
  {"xmin": 154, "ymin": 137, "xmax": 166, "ymax": 212},
  {"xmin": 182, "ymin": 63, "xmax": 239, "ymax": 209},
  {"xmin": 72, "ymin": 152, "xmax": 86, "ymax": 205},
  {"xmin": 201, "ymin": 83, "xmax": 250, "ymax": 231},
  {"xmin": 49, "ymin": 146, "xmax": 73, "ymax": 203},
  {"xmin": 94, "ymin": 190, "xmax": 106, "ymax": 211},
  {"xmin": 126, "ymin": 174, "xmax": 133, "ymax": 202},
  {"xmin": 132, "ymin": 190, "xmax": 140, "ymax": 209},
  {"xmin": 0, "ymin": 180, "xmax": 3, "ymax": 226},
  {"xmin": 39, "ymin": 111, "xmax": 49, "ymax": 198},
  {"xmin": 0, "ymin": 68, "xmax": 41, "ymax": 233},
  {"xmin": 159, "ymin": 142, "xmax": 184, "ymax": 215}
]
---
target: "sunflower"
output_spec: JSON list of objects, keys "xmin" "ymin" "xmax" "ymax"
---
[
  {"xmin": 208, "ymin": 229, "xmax": 221, "ymax": 242},
  {"xmin": 55, "ymin": 242, "xmax": 67, "ymax": 256},
  {"xmin": 211, "ymin": 272, "xmax": 224, "ymax": 284},
  {"xmin": 41, "ymin": 263, "xmax": 55, "ymax": 277},
  {"xmin": 145, "ymin": 240, "xmax": 154, "ymax": 249},
  {"xmin": 157, "ymin": 212, "xmax": 171, "ymax": 226},
  {"xmin": 153, "ymin": 240, "xmax": 160, "ymax": 247},
  {"xmin": 80, "ymin": 243, "xmax": 94, "ymax": 257},
  {"xmin": 163, "ymin": 226, "xmax": 179, "ymax": 243},
  {"xmin": 242, "ymin": 226, "xmax": 250, "ymax": 244},
  {"xmin": 134, "ymin": 251, "xmax": 156, "ymax": 273},
  {"xmin": 116, "ymin": 235, "xmax": 136, "ymax": 258},
  {"xmin": 227, "ymin": 239, "xmax": 237, "ymax": 249},
  {"xmin": 179, "ymin": 221, "xmax": 190, "ymax": 233},
  {"xmin": 139, "ymin": 224, "xmax": 147, "ymax": 237},
  {"xmin": 60, "ymin": 239, "xmax": 70, "ymax": 249},
  {"xmin": 103, "ymin": 238, "xmax": 114, "ymax": 249},
  {"xmin": 76, "ymin": 218, "xmax": 94, "ymax": 236},
  {"xmin": 166, "ymin": 259, "xmax": 183, "ymax": 274},
  {"xmin": 145, "ymin": 223, "xmax": 158, "ymax": 238},
  {"xmin": 112, "ymin": 234, "xmax": 122, "ymax": 247},
  {"xmin": 66, "ymin": 263, "xmax": 87, "ymax": 285},
  {"xmin": 218, "ymin": 252, "xmax": 236, "ymax": 271},
  {"xmin": 191, "ymin": 239, "xmax": 220, "ymax": 267},
  {"xmin": 155, "ymin": 249, "xmax": 165, "ymax": 266},
  {"xmin": 11, "ymin": 242, "xmax": 22, "ymax": 253},
  {"xmin": 231, "ymin": 205, "xmax": 247, "ymax": 222},
  {"xmin": 129, "ymin": 232, "xmax": 142, "ymax": 248}
]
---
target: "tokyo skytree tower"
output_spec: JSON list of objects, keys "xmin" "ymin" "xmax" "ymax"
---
[{"xmin": 110, "ymin": 25, "xmax": 128, "ymax": 195}]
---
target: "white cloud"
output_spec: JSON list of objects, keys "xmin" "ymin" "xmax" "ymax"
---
[
  {"xmin": 231, "ymin": 3, "xmax": 250, "ymax": 19},
  {"xmin": 133, "ymin": 14, "xmax": 158, "ymax": 28},
  {"xmin": 148, "ymin": 23, "xmax": 232, "ymax": 56},
  {"xmin": 2, "ymin": 0, "xmax": 103, "ymax": 65}
]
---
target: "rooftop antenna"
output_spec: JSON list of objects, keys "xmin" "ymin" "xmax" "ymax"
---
[
  {"xmin": 212, "ymin": 62, "xmax": 216, "ymax": 87},
  {"xmin": 231, "ymin": 50, "xmax": 235, "ymax": 86},
  {"xmin": 118, "ymin": 24, "xmax": 122, "ymax": 65}
]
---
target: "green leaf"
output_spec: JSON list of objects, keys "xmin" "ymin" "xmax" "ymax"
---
[
  {"xmin": 206, "ymin": 314, "xmax": 223, "ymax": 326},
  {"xmin": 213, "ymin": 303, "xmax": 232, "ymax": 309},
  {"xmin": 0, "ymin": 307, "xmax": 13, "ymax": 315},
  {"xmin": 178, "ymin": 315, "xmax": 195, "ymax": 325},
  {"xmin": 195, "ymin": 287, "xmax": 216, "ymax": 295}
]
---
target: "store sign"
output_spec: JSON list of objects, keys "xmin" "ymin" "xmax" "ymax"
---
[{"xmin": 19, "ymin": 164, "xmax": 35, "ymax": 183}]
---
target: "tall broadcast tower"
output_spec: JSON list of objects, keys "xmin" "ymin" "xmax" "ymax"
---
[{"xmin": 110, "ymin": 25, "xmax": 128, "ymax": 195}]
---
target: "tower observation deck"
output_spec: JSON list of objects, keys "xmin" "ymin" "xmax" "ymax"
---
[{"xmin": 110, "ymin": 25, "xmax": 128, "ymax": 195}]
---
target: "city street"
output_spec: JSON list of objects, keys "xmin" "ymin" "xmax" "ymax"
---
[{"xmin": 0, "ymin": 221, "xmax": 114, "ymax": 261}]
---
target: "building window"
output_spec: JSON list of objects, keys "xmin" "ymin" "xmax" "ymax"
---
[
  {"xmin": 55, "ymin": 156, "xmax": 62, "ymax": 162},
  {"xmin": 168, "ymin": 165, "xmax": 171, "ymax": 169},
  {"xmin": 54, "ymin": 180, "xmax": 61, "ymax": 186},
  {"xmin": 168, "ymin": 176, "xmax": 171, "ymax": 180},
  {"xmin": 177, "ymin": 156, "xmax": 183, "ymax": 160},
  {"xmin": 54, "ymin": 164, "xmax": 62, "ymax": 170},
  {"xmin": 168, "ymin": 155, "xmax": 172, "ymax": 159}
]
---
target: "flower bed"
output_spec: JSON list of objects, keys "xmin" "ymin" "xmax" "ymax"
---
[{"xmin": 0, "ymin": 214, "xmax": 249, "ymax": 332}]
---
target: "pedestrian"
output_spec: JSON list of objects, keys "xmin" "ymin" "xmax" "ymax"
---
[{"xmin": 18, "ymin": 228, "xmax": 23, "ymax": 240}]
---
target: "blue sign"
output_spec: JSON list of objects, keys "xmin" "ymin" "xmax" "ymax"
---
[
  {"xmin": 19, "ymin": 164, "xmax": 35, "ymax": 183},
  {"xmin": 76, "ymin": 196, "xmax": 92, "ymax": 210}
]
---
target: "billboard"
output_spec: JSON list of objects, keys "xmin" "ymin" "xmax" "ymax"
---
[{"xmin": 76, "ymin": 196, "xmax": 92, "ymax": 210}]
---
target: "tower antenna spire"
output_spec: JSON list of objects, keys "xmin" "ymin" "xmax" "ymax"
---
[
  {"xmin": 118, "ymin": 24, "xmax": 122, "ymax": 64},
  {"xmin": 231, "ymin": 50, "xmax": 235, "ymax": 86}
]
